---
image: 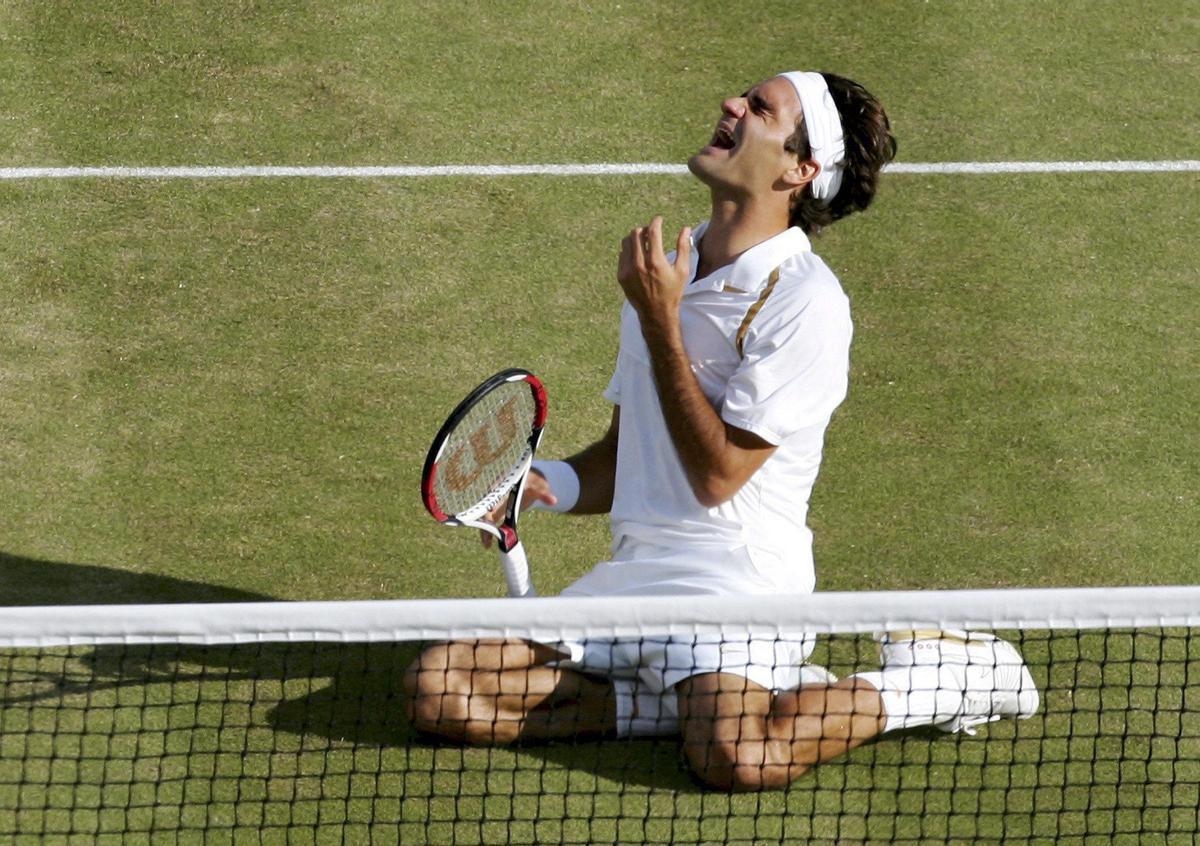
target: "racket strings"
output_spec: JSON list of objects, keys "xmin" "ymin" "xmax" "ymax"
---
[
  {"xmin": 455, "ymin": 449, "xmax": 534, "ymax": 521},
  {"xmin": 433, "ymin": 383, "xmax": 536, "ymax": 517}
]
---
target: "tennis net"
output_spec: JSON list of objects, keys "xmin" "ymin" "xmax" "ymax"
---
[{"xmin": 1, "ymin": 586, "xmax": 1198, "ymax": 845}]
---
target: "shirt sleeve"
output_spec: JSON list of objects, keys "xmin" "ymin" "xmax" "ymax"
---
[
  {"xmin": 602, "ymin": 302, "xmax": 632, "ymax": 405},
  {"xmin": 720, "ymin": 280, "xmax": 852, "ymax": 445},
  {"xmin": 603, "ymin": 361, "xmax": 621, "ymax": 405}
]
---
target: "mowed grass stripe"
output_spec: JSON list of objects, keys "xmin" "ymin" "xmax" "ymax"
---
[
  {"xmin": 2, "ymin": 161, "xmax": 1200, "ymax": 180},
  {"xmin": 2, "ymin": 0, "xmax": 1197, "ymax": 842},
  {"xmin": 2, "ymin": 173, "xmax": 1196, "ymax": 600}
]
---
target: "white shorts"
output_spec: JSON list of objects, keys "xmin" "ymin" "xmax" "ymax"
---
[
  {"xmin": 551, "ymin": 634, "xmax": 837, "ymax": 737},
  {"xmin": 553, "ymin": 539, "xmax": 832, "ymax": 736}
]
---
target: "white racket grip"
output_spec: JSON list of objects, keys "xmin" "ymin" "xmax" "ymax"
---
[{"xmin": 499, "ymin": 541, "xmax": 537, "ymax": 598}]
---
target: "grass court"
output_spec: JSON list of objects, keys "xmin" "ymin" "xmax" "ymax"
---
[{"xmin": 1, "ymin": 1, "xmax": 1197, "ymax": 842}]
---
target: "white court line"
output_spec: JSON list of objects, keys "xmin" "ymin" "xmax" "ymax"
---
[{"xmin": 1, "ymin": 161, "xmax": 1199, "ymax": 180}]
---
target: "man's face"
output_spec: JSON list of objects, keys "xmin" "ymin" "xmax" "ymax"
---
[{"xmin": 687, "ymin": 76, "xmax": 805, "ymax": 198}]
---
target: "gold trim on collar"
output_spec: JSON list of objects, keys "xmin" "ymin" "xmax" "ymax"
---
[{"xmin": 735, "ymin": 266, "xmax": 782, "ymax": 358}]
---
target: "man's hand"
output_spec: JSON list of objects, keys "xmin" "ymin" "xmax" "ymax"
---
[
  {"xmin": 479, "ymin": 469, "xmax": 557, "ymax": 549},
  {"xmin": 617, "ymin": 219, "xmax": 777, "ymax": 508},
  {"xmin": 617, "ymin": 216, "xmax": 692, "ymax": 331}
]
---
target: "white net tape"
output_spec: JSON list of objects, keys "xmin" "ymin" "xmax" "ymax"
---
[{"xmin": 3, "ymin": 585, "xmax": 1199, "ymax": 648}]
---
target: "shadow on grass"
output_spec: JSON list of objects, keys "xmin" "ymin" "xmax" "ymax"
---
[
  {"xmin": 1, "ymin": 633, "xmax": 914, "ymax": 800},
  {"xmin": 1, "ymin": 551, "xmax": 277, "ymax": 706},
  {"xmin": 0, "ymin": 552, "xmax": 700, "ymax": 793},
  {"xmin": 0, "ymin": 550, "xmax": 274, "ymax": 605},
  {"xmin": 269, "ymin": 651, "xmax": 702, "ymax": 792},
  {"xmin": 521, "ymin": 736, "xmax": 701, "ymax": 792}
]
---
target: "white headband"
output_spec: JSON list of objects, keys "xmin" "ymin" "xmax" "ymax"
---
[{"xmin": 778, "ymin": 71, "xmax": 845, "ymax": 202}]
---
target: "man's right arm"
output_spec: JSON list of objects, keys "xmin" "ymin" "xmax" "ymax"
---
[{"xmin": 528, "ymin": 406, "xmax": 619, "ymax": 515}]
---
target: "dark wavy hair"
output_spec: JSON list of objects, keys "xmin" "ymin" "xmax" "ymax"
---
[{"xmin": 785, "ymin": 72, "xmax": 897, "ymax": 235}]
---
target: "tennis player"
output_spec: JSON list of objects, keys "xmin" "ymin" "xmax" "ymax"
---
[{"xmin": 406, "ymin": 71, "xmax": 1038, "ymax": 790}]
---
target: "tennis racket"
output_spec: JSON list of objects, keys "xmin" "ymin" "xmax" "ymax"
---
[{"xmin": 421, "ymin": 369, "xmax": 548, "ymax": 597}]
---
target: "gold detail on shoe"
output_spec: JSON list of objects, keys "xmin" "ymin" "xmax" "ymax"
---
[{"xmin": 879, "ymin": 629, "xmax": 986, "ymax": 662}]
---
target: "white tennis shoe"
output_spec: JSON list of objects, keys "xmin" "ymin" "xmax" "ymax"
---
[{"xmin": 877, "ymin": 629, "xmax": 1040, "ymax": 736}]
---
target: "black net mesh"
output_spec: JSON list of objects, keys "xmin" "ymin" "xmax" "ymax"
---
[{"xmin": 2, "ymin": 624, "xmax": 1197, "ymax": 845}]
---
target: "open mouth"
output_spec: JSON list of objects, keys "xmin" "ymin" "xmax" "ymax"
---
[{"xmin": 708, "ymin": 122, "xmax": 737, "ymax": 151}]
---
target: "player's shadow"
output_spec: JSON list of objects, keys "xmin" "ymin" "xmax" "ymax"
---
[
  {"xmin": 521, "ymin": 736, "xmax": 701, "ymax": 792},
  {"xmin": 0, "ymin": 550, "xmax": 279, "ymax": 705},
  {"xmin": 267, "ymin": 656, "xmax": 703, "ymax": 792},
  {"xmin": 0, "ymin": 550, "xmax": 274, "ymax": 605},
  {"xmin": 0, "ymin": 556, "xmax": 696, "ymax": 791}
]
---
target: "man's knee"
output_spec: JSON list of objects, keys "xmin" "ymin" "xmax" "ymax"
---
[
  {"xmin": 676, "ymin": 672, "xmax": 814, "ymax": 791},
  {"xmin": 404, "ymin": 641, "xmax": 541, "ymax": 745},
  {"xmin": 404, "ymin": 643, "xmax": 473, "ymax": 734}
]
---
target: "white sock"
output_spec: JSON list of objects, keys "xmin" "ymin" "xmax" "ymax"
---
[{"xmin": 852, "ymin": 665, "xmax": 968, "ymax": 733}]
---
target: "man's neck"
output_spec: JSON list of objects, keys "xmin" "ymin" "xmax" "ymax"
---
[{"xmin": 694, "ymin": 196, "xmax": 791, "ymax": 280}]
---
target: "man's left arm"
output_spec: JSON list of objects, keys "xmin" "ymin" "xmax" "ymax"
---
[{"xmin": 618, "ymin": 216, "xmax": 775, "ymax": 508}]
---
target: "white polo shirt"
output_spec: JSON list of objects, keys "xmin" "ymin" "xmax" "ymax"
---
[{"xmin": 565, "ymin": 221, "xmax": 852, "ymax": 597}]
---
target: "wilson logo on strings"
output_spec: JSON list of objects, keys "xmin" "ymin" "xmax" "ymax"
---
[{"xmin": 441, "ymin": 397, "xmax": 521, "ymax": 493}]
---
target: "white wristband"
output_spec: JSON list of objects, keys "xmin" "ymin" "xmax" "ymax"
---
[{"xmin": 530, "ymin": 460, "xmax": 580, "ymax": 513}]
